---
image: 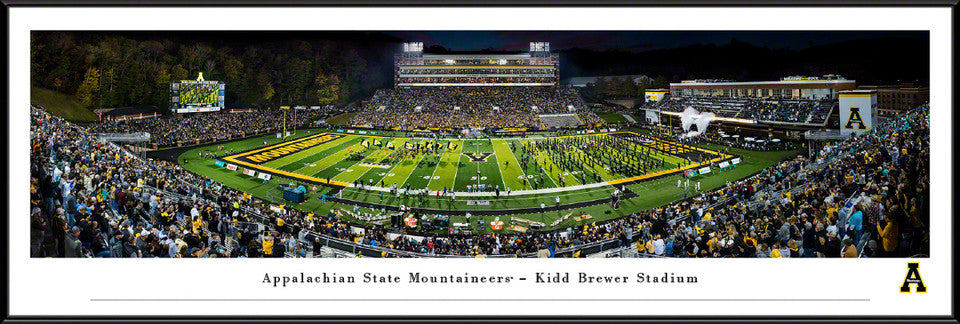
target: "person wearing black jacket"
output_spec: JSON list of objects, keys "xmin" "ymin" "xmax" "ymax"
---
[
  {"xmin": 122, "ymin": 235, "xmax": 140, "ymax": 258},
  {"xmin": 822, "ymin": 233, "xmax": 842, "ymax": 257},
  {"xmin": 246, "ymin": 239, "xmax": 260, "ymax": 258},
  {"xmin": 31, "ymin": 208, "xmax": 45, "ymax": 257},
  {"xmin": 273, "ymin": 241, "xmax": 286, "ymax": 258},
  {"xmin": 184, "ymin": 231, "xmax": 201, "ymax": 248},
  {"xmin": 51, "ymin": 213, "xmax": 67, "ymax": 257},
  {"xmin": 801, "ymin": 222, "xmax": 819, "ymax": 257},
  {"xmin": 313, "ymin": 237, "xmax": 323, "ymax": 257},
  {"xmin": 238, "ymin": 229, "xmax": 253, "ymax": 254},
  {"xmin": 90, "ymin": 230, "xmax": 111, "ymax": 257}
]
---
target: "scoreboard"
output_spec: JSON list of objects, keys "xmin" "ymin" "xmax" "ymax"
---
[{"xmin": 170, "ymin": 72, "xmax": 225, "ymax": 113}]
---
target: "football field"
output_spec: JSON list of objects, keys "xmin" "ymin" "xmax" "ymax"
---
[
  {"xmin": 179, "ymin": 128, "xmax": 798, "ymax": 232},
  {"xmin": 219, "ymin": 131, "xmax": 721, "ymax": 194}
]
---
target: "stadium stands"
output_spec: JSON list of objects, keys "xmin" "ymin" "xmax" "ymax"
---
[
  {"xmin": 807, "ymin": 100, "xmax": 837, "ymax": 124},
  {"xmin": 89, "ymin": 108, "xmax": 336, "ymax": 147},
  {"xmin": 642, "ymin": 96, "xmax": 837, "ymax": 124},
  {"xmin": 352, "ymin": 87, "xmax": 603, "ymax": 129}
]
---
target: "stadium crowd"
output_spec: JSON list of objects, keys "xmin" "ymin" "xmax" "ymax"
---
[
  {"xmin": 31, "ymin": 106, "xmax": 309, "ymax": 258},
  {"xmin": 30, "ymin": 100, "xmax": 928, "ymax": 258},
  {"xmin": 399, "ymin": 68, "xmax": 554, "ymax": 76},
  {"xmin": 352, "ymin": 87, "xmax": 602, "ymax": 129},
  {"xmin": 89, "ymin": 109, "xmax": 332, "ymax": 147},
  {"xmin": 397, "ymin": 77, "xmax": 556, "ymax": 84},
  {"xmin": 643, "ymin": 96, "xmax": 836, "ymax": 124}
]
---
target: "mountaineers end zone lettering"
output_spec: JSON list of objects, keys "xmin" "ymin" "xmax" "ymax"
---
[{"xmin": 233, "ymin": 133, "xmax": 345, "ymax": 164}]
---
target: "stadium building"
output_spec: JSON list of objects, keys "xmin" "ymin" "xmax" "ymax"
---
[
  {"xmin": 668, "ymin": 75, "xmax": 856, "ymax": 100},
  {"xmin": 354, "ymin": 42, "xmax": 599, "ymax": 130},
  {"xmin": 857, "ymin": 83, "xmax": 930, "ymax": 119},
  {"xmin": 642, "ymin": 75, "xmax": 859, "ymax": 139},
  {"xmin": 395, "ymin": 42, "xmax": 559, "ymax": 87}
]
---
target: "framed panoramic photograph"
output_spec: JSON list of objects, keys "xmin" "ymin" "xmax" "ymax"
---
[{"xmin": 4, "ymin": 1, "xmax": 956, "ymax": 323}]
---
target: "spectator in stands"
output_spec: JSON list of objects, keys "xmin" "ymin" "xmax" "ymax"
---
[
  {"xmin": 842, "ymin": 238, "xmax": 858, "ymax": 258},
  {"xmin": 352, "ymin": 87, "xmax": 603, "ymax": 129},
  {"xmin": 877, "ymin": 214, "xmax": 899, "ymax": 257},
  {"xmin": 90, "ymin": 109, "xmax": 334, "ymax": 147}
]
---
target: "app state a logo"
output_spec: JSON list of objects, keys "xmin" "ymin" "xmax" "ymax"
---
[
  {"xmin": 900, "ymin": 262, "xmax": 927, "ymax": 293},
  {"xmin": 463, "ymin": 152, "xmax": 493, "ymax": 162},
  {"xmin": 845, "ymin": 106, "xmax": 867, "ymax": 130}
]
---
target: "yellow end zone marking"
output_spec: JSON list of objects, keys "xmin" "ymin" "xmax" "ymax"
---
[
  {"xmin": 227, "ymin": 131, "xmax": 404, "ymax": 159},
  {"xmin": 223, "ymin": 156, "xmax": 351, "ymax": 187},
  {"xmin": 231, "ymin": 132, "xmax": 330, "ymax": 157},
  {"xmin": 223, "ymin": 133, "xmax": 357, "ymax": 187}
]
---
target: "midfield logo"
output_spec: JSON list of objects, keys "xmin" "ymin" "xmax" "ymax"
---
[
  {"xmin": 900, "ymin": 262, "xmax": 927, "ymax": 293},
  {"xmin": 463, "ymin": 152, "xmax": 493, "ymax": 162}
]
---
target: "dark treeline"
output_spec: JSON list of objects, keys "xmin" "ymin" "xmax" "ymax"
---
[{"xmin": 31, "ymin": 31, "xmax": 402, "ymax": 110}]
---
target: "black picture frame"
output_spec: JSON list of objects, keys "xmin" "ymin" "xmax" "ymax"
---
[{"xmin": 3, "ymin": 1, "xmax": 957, "ymax": 323}]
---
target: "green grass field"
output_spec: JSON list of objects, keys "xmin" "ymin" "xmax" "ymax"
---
[
  {"xmin": 179, "ymin": 129, "xmax": 799, "ymax": 233},
  {"xmin": 31, "ymin": 87, "xmax": 99, "ymax": 123}
]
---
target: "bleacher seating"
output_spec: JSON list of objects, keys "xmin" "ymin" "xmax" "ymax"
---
[
  {"xmin": 352, "ymin": 87, "xmax": 602, "ymax": 129},
  {"xmin": 642, "ymin": 95, "xmax": 837, "ymax": 125}
]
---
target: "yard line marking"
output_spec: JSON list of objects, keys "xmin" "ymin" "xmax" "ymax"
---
[
  {"xmin": 449, "ymin": 140, "xmax": 461, "ymax": 192},
  {"xmin": 426, "ymin": 140, "xmax": 463, "ymax": 191},
  {"xmin": 290, "ymin": 139, "xmax": 365, "ymax": 175},
  {"xmin": 394, "ymin": 139, "xmax": 428, "ymax": 188},
  {"xmin": 338, "ymin": 138, "xmax": 408, "ymax": 183},
  {"xmin": 492, "ymin": 139, "xmax": 529, "ymax": 190},
  {"xmin": 320, "ymin": 144, "xmax": 387, "ymax": 181}
]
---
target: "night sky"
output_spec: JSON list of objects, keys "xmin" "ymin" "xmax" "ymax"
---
[
  {"xmin": 384, "ymin": 31, "xmax": 927, "ymax": 52},
  {"xmin": 56, "ymin": 30, "xmax": 930, "ymax": 85}
]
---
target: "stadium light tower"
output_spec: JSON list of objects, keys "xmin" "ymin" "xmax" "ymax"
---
[
  {"xmin": 529, "ymin": 41, "xmax": 550, "ymax": 65},
  {"xmin": 403, "ymin": 42, "xmax": 424, "ymax": 59}
]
